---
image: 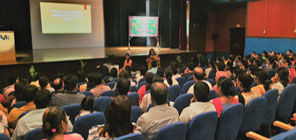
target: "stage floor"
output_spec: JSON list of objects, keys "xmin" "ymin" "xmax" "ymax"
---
[{"xmin": 8, "ymin": 46, "xmax": 195, "ymax": 65}]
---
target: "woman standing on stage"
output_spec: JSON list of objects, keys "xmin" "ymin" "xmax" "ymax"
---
[{"xmin": 146, "ymin": 48, "xmax": 160, "ymax": 69}]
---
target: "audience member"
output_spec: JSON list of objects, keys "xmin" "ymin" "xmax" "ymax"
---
[
  {"xmin": 88, "ymin": 96, "xmax": 135, "ymax": 140},
  {"xmin": 52, "ymin": 77, "xmax": 64, "ymax": 94},
  {"xmin": 51, "ymin": 75, "xmax": 85, "ymax": 107},
  {"xmin": 42, "ymin": 107, "xmax": 83, "ymax": 140},
  {"xmin": 180, "ymin": 82, "xmax": 216, "ymax": 124},
  {"xmin": 138, "ymin": 72, "xmax": 154, "ymax": 104},
  {"xmin": 115, "ymin": 78, "xmax": 130, "ymax": 96},
  {"xmin": 89, "ymin": 73, "xmax": 111, "ymax": 98},
  {"xmin": 235, "ymin": 73, "xmax": 258, "ymax": 106},
  {"xmin": 147, "ymin": 61, "xmax": 158, "ymax": 75},
  {"xmin": 271, "ymin": 68, "xmax": 289, "ymax": 95},
  {"xmin": 251, "ymin": 69, "xmax": 269, "ymax": 96},
  {"xmin": 109, "ymin": 68, "xmax": 118, "ymax": 82},
  {"xmin": 137, "ymin": 82, "xmax": 179, "ymax": 140},
  {"xmin": 119, "ymin": 71, "xmax": 136, "ymax": 87},
  {"xmin": 76, "ymin": 71, "xmax": 88, "ymax": 92},
  {"xmin": 12, "ymin": 89, "xmax": 73, "ymax": 140},
  {"xmin": 75, "ymin": 96, "xmax": 94, "ymax": 120},
  {"xmin": 211, "ymin": 78, "xmax": 238, "ymax": 117},
  {"xmin": 8, "ymin": 85, "xmax": 37, "ymax": 129},
  {"xmin": 187, "ymin": 67, "xmax": 213, "ymax": 94},
  {"xmin": 3, "ymin": 75, "xmax": 19, "ymax": 101},
  {"xmin": 169, "ymin": 62, "xmax": 181, "ymax": 80},
  {"xmin": 164, "ymin": 69, "xmax": 178, "ymax": 87}
]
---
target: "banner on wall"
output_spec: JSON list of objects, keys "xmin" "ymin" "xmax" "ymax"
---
[{"xmin": 129, "ymin": 16, "xmax": 159, "ymax": 37}]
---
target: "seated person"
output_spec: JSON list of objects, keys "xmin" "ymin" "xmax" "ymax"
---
[
  {"xmin": 146, "ymin": 48, "xmax": 160, "ymax": 70},
  {"xmin": 147, "ymin": 61, "xmax": 158, "ymax": 75},
  {"xmin": 75, "ymin": 96, "xmax": 94, "ymax": 120},
  {"xmin": 187, "ymin": 67, "xmax": 213, "ymax": 94},
  {"xmin": 180, "ymin": 82, "xmax": 216, "ymax": 124},
  {"xmin": 89, "ymin": 73, "xmax": 111, "ymax": 98},
  {"xmin": 137, "ymin": 82, "xmax": 179, "ymax": 140},
  {"xmin": 164, "ymin": 69, "xmax": 178, "ymax": 87},
  {"xmin": 88, "ymin": 96, "xmax": 136, "ymax": 140},
  {"xmin": 138, "ymin": 72, "xmax": 154, "ymax": 105},
  {"xmin": 52, "ymin": 77, "xmax": 64, "ymax": 94},
  {"xmin": 270, "ymin": 68, "xmax": 289, "ymax": 95},
  {"xmin": 8, "ymin": 85, "xmax": 37, "ymax": 129},
  {"xmin": 12, "ymin": 89, "xmax": 73, "ymax": 140},
  {"xmin": 235, "ymin": 73, "xmax": 259, "ymax": 106},
  {"xmin": 140, "ymin": 77, "xmax": 163, "ymax": 112},
  {"xmin": 42, "ymin": 107, "xmax": 83, "ymax": 140},
  {"xmin": 115, "ymin": 78, "xmax": 130, "ymax": 96},
  {"xmin": 51, "ymin": 75, "xmax": 85, "ymax": 107},
  {"xmin": 251, "ymin": 69, "xmax": 269, "ymax": 96},
  {"xmin": 211, "ymin": 78, "xmax": 238, "ymax": 117}
]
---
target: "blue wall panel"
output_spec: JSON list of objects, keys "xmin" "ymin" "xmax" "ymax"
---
[{"xmin": 245, "ymin": 37, "xmax": 296, "ymax": 55}]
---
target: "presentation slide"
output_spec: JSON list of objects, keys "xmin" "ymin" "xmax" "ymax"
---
[{"xmin": 40, "ymin": 2, "xmax": 92, "ymax": 34}]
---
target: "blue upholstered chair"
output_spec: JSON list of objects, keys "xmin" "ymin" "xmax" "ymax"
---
[
  {"xmin": 131, "ymin": 106, "xmax": 143, "ymax": 123},
  {"xmin": 277, "ymin": 84, "xmax": 296, "ymax": 123},
  {"xmin": 79, "ymin": 91, "xmax": 94, "ymax": 97},
  {"xmin": 138, "ymin": 81, "xmax": 147, "ymax": 89},
  {"xmin": 73, "ymin": 112, "xmax": 106, "ymax": 140},
  {"xmin": 153, "ymin": 122, "xmax": 187, "ymax": 140},
  {"xmin": 128, "ymin": 92, "xmax": 139, "ymax": 106},
  {"xmin": 262, "ymin": 89, "xmax": 279, "ymax": 125},
  {"xmin": 176, "ymin": 77, "xmax": 186, "ymax": 89},
  {"xmin": 187, "ymin": 111, "xmax": 218, "ymax": 140},
  {"xmin": 101, "ymin": 90, "xmax": 116, "ymax": 97},
  {"xmin": 215, "ymin": 104, "xmax": 244, "ymax": 140},
  {"xmin": 239, "ymin": 97, "xmax": 267, "ymax": 138},
  {"xmin": 206, "ymin": 79, "xmax": 216, "ymax": 87},
  {"xmin": 187, "ymin": 75, "xmax": 194, "ymax": 81},
  {"xmin": 9, "ymin": 101, "xmax": 26, "ymax": 113},
  {"xmin": 107, "ymin": 81, "xmax": 117, "ymax": 89},
  {"xmin": 0, "ymin": 133, "xmax": 9, "ymax": 140},
  {"xmin": 173, "ymin": 94, "xmax": 193, "ymax": 114},
  {"xmin": 115, "ymin": 133, "xmax": 144, "ymax": 140},
  {"xmin": 130, "ymin": 86, "xmax": 138, "ymax": 92},
  {"xmin": 138, "ymin": 78, "xmax": 146, "ymax": 86},
  {"xmin": 168, "ymin": 85, "xmax": 182, "ymax": 101},
  {"xmin": 63, "ymin": 104, "xmax": 81, "ymax": 125},
  {"xmin": 24, "ymin": 128, "xmax": 47, "ymax": 140},
  {"xmin": 208, "ymin": 90, "xmax": 219, "ymax": 100},
  {"xmin": 94, "ymin": 97, "xmax": 112, "ymax": 112},
  {"xmin": 181, "ymin": 80, "xmax": 195, "ymax": 94}
]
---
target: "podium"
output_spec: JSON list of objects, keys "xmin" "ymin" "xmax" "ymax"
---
[{"xmin": 0, "ymin": 31, "xmax": 16, "ymax": 64}]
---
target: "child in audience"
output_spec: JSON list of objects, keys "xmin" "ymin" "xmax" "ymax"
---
[
  {"xmin": 88, "ymin": 96, "xmax": 136, "ymax": 140},
  {"xmin": 75, "ymin": 96, "xmax": 94, "ymax": 120},
  {"xmin": 211, "ymin": 78, "xmax": 238, "ymax": 117},
  {"xmin": 42, "ymin": 107, "xmax": 83, "ymax": 140}
]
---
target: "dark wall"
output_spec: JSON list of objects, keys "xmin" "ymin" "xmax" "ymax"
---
[{"xmin": 0, "ymin": 0, "xmax": 32, "ymax": 51}]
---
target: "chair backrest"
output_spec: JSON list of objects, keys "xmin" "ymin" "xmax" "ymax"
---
[
  {"xmin": 270, "ymin": 127, "xmax": 296, "ymax": 140},
  {"xmin": 181, "ymin": 80, "xmax": 195, "ymax": 94},
  {"xmin": 128, "ymin": 92, "xmax": 139, "ymax": 106},
  {"xmin": 63, "ymin": 104, "xmax": 81, "ymax": 125},
  {"xmin": 187, "ymin": 111, "xmax": 218, "ymax": 140},
  {"xmin": 101, "ymin": 90, "xmax": 116, "ymax": 97},
  {"xmin": 94, "ymin": 97, "xmax": 112, "ymax": 112},
  {"xmin": 9, "ymin": 101, "xmax": 26, "ymax": 113},
  {"xmin": 240, "ymin": 97, "xmax": 267, "ymax": 134},
  {"xmin": 262, "ymin": 89, "xmax": 279, "ymax": 125},
  {"xmin": 131, "ymin": 106, "xmax": 143, "ymax": 123},
  {"xmin": 277, "ymin": 84, "xmax": 296, "ymax": 123},
  {"xmin": 168, "ymin": 85, "xmax": 182, "ymax": 101},
  {"xmin": 138, "ymin": 81, "xmax": 147, "ymax": 89},
  {"xmin": 24, "ymin": 128, "xmax": 47, "ymax": 140},
  {"xmin": 0, "ymin": 133, "xmax": 9, "ymax": 140},
  {"xmin": 79, "ymin": 91, "xmax": 94, "ymax": 97},
  {"xmin": 187, "ymin": 75, "xmax": 194, "ymax": 81},
  {"xmin": 73, "ymin": 112, "xmax": 106, "ymax": 140},
  {"xmin": 115, "ymin": 133, "xmax": 144, "ymax": 140},
  {"xmin": 130, "ymin": 86, "xmax": 138, "ymax": 92},
  {"xmin": 106, "ymin": 81, "xmax": 116, "ymax": 89},
  {"xmin": 208, "ymin": 90, "xmax": 219, "ymax": 100},
  {"xmin": 176, "ymin": 77, "xmax": 186, "ymax": 89},
  {"xmin": 153, "ymin": 122, "xmax": 187, "ymax": 140},
  {"xmin": 215, "ymin": 104, "xmax": 244, "ymax": 140},
  {"xmin": 173, "ymin": 94, "xmax": 193, "ymax": 114},
  {"xmin": 138, "ymin": 78, "xmax": 146, "ymax": 86},
  {"xmin": 206, "ymin": 79, "xmax": 216, "ymax": 87}
]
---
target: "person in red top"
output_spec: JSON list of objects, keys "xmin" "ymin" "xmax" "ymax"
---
[
  {"xmin": 138, "ymin": 72, "xmax": 154, "ymax": 104},
  {"xmin": 211, "ymin": 78, "xmax": 238, "ymax": 117}
]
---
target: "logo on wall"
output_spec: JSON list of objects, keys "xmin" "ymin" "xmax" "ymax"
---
[{"xmin": 0, "ymin": 35, "xmax": 10, "ymax": 41}]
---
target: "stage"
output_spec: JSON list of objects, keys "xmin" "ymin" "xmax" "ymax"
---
[{"xmin": 11, "ymin": 46, "xmax": 196, "ymax": 65}]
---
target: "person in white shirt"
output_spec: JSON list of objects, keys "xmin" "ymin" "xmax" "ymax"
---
[
  {"xmin": 187, "ymin": 67, "xmax": 213, "ymax": 94},
  {"xmin": 164, "ymin": 69, "xmax": 178, "ymax": 87},
  {"xmin": 180, "ymin": 82, "xmax": 216, "ymax": 124}
]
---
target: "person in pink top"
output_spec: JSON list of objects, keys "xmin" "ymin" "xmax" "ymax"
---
[
  {"xmin": 211, "ymin": 78, "xmax": 238, "ymax": 117},
  {"xmin": 42, "ymin": 107, "xmax": 83, "ymax": 140}
]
